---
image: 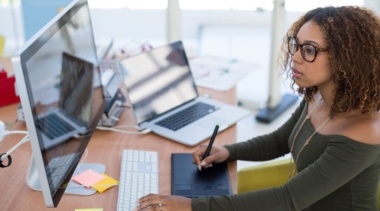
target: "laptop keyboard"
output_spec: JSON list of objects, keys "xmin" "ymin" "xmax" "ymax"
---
[
  {"xmin": 36, "ymin": 113, "xmax": 75, "ymax": 139},
  {"xmin": 155, "ymin": 102, "xmax": 218, "ymax": 131}
]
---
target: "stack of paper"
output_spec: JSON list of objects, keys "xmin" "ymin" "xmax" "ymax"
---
[{"xmin": 189, "ymin": 56, "xmax": 258, "ymax": 91}]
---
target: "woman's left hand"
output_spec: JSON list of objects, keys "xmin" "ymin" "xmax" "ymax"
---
[{"xmin": 134, "ymin": 194, "xmax": 192, "ymax": 211}]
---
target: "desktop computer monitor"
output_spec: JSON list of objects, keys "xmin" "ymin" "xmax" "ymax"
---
[{"xmin": 12, "ymin": 0, "xmax": 105, "ymax": 207}]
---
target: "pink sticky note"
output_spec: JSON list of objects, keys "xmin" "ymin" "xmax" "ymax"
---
[{"xmin": 72, "ymin": 169, "xmax": 106, "ymax": 188}]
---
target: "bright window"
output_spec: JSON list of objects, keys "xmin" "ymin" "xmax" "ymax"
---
[
  {"xmin": 0, "ymin": 0, "xmax": 363, "ymax": 10},
  {"xmin": 89, "ymin": 0, "xmax": 125, "ymax": 9},
  {"xmin": 0, "ymin": 0, "xmax": 20, "ymax": 7},
  {"xmin": 180, "ymin": 0, "xmax": 363, "ymax": 11},
  {"xmin": 180, "ymin": 0, "xmax": 231, "ymax": 10},
  {"xmin": 126, "ymin": 0, "xmax": 167, "ymax": 9},
  {"xmin": 232, "ymin": 0, "xmax": 273, "ymax": 11},
  {"xmin": 88, "ymin": 0, "xmax": 167, "ymax": 9},
  {"xmin": 285, "ymin": 0, "xmax": 364, "ymax": 12}
]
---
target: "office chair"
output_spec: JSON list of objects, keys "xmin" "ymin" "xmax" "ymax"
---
[
  {"xmin": 237, "ymin": 158, "xmax": 291, "ymax": 194},
  {"xmin": 237, "ymin": 159, "xmax": 380, "ymax": 211},
  {"xmin": 0, "ymin": 35, "xmax": 5, "ymax": 56}
]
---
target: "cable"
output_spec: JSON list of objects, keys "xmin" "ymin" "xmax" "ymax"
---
[
  {"xmin": 113, "ymin": 125, "xmax": 141, "ymax": 130},
  {"xmin": 96, "ymin": 126, "xmax": 151, "ymax": 135},
  {"xmin": 0, "ymin": 129, "xmax": 29, "ymax": 168},
  {"xmin": 74, "ymin": 148, "xmax": 89, "ymax": 175},
  {"xmin": 81, "ymin": 148, "xmax": 89, "ymax": 164},
  {"xmin": 1, "ymin": 135, "xmax": 29, "ymax": 161},
  {"xmin": 3, "ymin": 130, "xmax": 29, "ymax": 136}
]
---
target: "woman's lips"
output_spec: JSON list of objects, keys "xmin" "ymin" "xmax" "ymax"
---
[{"xmin": 292, "ymin": 68, "xmax": 303, "ymax": 77}]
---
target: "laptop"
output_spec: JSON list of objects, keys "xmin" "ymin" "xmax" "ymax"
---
[
  {"xmin": 119, "ymin": 40, "xmax": 251, "ymax": 146},
  {"xmin": 36, "ymin": 52, "xmax": 93, "ymax": 150}
]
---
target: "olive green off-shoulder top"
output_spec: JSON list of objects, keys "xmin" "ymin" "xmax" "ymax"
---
[{"xmin": 192, "ymin": 100, "xmax": 380, "ymax": 211}]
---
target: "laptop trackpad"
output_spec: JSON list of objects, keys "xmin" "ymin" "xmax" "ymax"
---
[{"xmin": 196, "ymin": 117, "xmax": 228, "ymax": 131}]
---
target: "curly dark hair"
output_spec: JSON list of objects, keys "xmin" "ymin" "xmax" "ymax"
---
[{"xmin": 281, "ymin": 6, "xmax": 380, "ymax": 117}]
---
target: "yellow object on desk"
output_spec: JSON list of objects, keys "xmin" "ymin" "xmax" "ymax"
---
[
  {"xmin": 0, "ymin": 35, "xmax": 4, "ymax": 56},
  {"xmin": 92, "ymin": 173, "xmax": 119, "ymax": 193},
  {"xmin": 75, "ymin": 209, "xmax": 103, "ymax": 211}
]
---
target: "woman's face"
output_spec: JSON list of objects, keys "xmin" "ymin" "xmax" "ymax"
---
[{"xmin": 291, "ymin": 21, "xmax": 333, "ymax": 89}]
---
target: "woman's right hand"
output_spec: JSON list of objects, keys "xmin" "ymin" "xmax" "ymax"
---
[{"xmin": 192, "ymin": 144, "xmax": 230, "ymax": 170}]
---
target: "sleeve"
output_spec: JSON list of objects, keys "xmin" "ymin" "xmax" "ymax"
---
[
  {"xmin": 191, "ymin": 138, "xmax": 380, "ymax": 211},
  {"xmin": 224, "ymin": 100, "xmax": 306, "ymax": 162}
]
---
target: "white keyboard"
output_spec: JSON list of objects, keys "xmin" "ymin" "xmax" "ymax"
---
[{"xmin": 117, "ymin": 150, "xmax": 159, "ymax": 211}]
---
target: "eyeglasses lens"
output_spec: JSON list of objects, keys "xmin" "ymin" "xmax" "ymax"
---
[
  {"xmin": 288, "ymin": 38, "xmax": 316, "ymax": 62},
  {"xmin": 288, "ymin": 38, "xmax": 297, "ymax": 55},
  {"xmin": 302, "ymin": 45, "xmax": 316, "ymax": 62}
]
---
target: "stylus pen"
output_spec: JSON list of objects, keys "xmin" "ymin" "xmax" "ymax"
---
[{"xmin": 202, "ymin": 123, "xmax": 220, "ymax": 160}]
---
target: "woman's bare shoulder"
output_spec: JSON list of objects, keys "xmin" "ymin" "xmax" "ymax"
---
[{"xmin": 337, "ymin": 112, "xmax": 380, "ymax": 145}]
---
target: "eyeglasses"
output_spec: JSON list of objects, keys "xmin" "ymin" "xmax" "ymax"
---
[{"xmin": 287, "ymin": 36, "xmax": 328, "ymax": 62}]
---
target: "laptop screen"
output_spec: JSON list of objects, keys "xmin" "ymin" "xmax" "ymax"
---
[
  {"xmin": 120, "ymin": 41, "xmax": 198, "ymax": 124},
  {"xmin": 59, "ymin": 52, "xmax": 93, "ymax": 127}
]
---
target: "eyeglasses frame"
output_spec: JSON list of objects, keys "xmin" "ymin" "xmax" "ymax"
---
[{"xmin": 287, "ymin": 36, "xmax": 328, "ymax": 62}]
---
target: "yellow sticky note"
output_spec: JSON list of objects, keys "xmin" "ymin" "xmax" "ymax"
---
[
  {"xmin": 75, "ymin": 209, "xmax": 103, "ymax": 211},
  {"xmin": 92, "ymin": 174, "xmax": 119, "ymax": 193}
]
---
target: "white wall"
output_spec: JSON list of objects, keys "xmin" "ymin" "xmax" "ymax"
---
[
  {"xmin": 2, "ymin": 1, "xmax": 379, "ymax": 56},
  {"xmin": 0, "ymin": 5, "xmax": 24, "ymax": 54},
  {"xmin": 1, "ymin": 6, "xmax": 307, "ymax": 57},
  {"xmin": 364, "ymin": 0, "xmax": 380, "ymax": 14},
  {"xmin": 90, "ymin": 9, "xmax": 304, "ymax": 40}
]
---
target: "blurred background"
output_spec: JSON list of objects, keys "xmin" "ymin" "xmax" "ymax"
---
[
  {"xmin": 1, "ymin": 0, "xmax": 378, "ymax": 106},
  {"xmin": 1, "ymin": 0, "xmax": 379, "ymax": 169},
  {"xmin": 1, "ymin": 1, "xmax": 378, "ymax": 57}
]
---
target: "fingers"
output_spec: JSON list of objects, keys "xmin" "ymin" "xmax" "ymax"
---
[
  {"xmin": 200, "ymin": 153, "xmax": 219, "ymax": 168},
  {"xmin": 135, "ymin": 194, "xmax": 164, "ymax": 211},
  {"xmin": 192, "ymin": 144, "xmax": 208, "ymax": 169},
  {"xmin": 138, "ymin": 193, "xmax": 163, "ymax": 202},
  {"xmin": 200, "ymin": 146, "xmax": 230, "ymax": 169},
  {"xmin": 202, "ymin": 163, "xmax": 213, "ymax": 169},
  {"xmin": 136, "ymin": 195, "xmax": 192, "ymax": 211},
  {"xmin": 192, "ymin": 145, "xmax": 230, "ymax": 171},
  {"xmin": 135, "ymin": 204, "xmax": 161, "ymax": 211}
]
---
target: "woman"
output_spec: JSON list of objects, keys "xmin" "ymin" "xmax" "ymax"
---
[{"xmin": 135, "ymin": 6, "xmax": 380, "ymax": 211}]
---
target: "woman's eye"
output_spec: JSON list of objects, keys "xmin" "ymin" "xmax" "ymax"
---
[{"xmin": 304, "ymin": 45, "xmax": 315, "ymax": 55}]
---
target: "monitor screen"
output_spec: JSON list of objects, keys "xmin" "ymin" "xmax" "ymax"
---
[
  {"xmin": 120, "ymin": 41, "xmax": 198, "ymax": 124},
  {"xmin": 12, "ymin": 0, "xmax": 105, "ymax": 207}
]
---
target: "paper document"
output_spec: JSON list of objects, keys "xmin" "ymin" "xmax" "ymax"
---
[{"xmin": 189, "ymin": 56, "xmax": 258, "ymax": 91}]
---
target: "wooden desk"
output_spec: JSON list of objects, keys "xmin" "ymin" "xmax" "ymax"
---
[{"xmin": 0, "ymin": 85, "xmax": 238, "ymax": 210}]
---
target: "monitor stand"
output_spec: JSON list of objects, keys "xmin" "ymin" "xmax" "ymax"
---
[{"xmin": 26, "ymin": 158, "xmax": 106, "ymax": 195}]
